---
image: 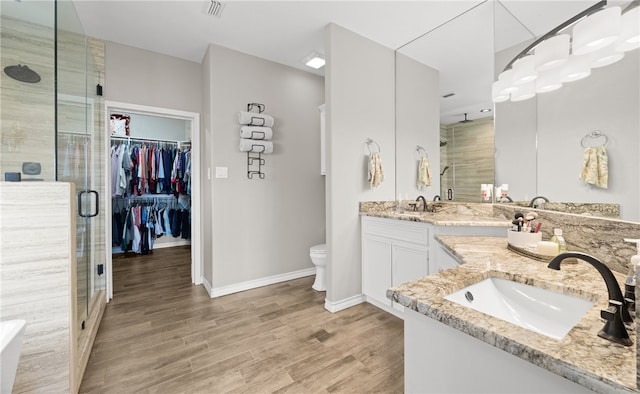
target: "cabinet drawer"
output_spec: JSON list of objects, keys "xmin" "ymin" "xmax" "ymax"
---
[{"xmin": 362, "ymin": 217, "xmax": 429, "ymax": 245}]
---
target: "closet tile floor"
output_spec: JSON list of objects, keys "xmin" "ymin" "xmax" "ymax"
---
[{"xmin": 80, "ymin": 246, "xmax": 404, "ymax": 393}]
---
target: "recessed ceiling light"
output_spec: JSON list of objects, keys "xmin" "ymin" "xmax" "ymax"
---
[
  {"xmin": 304, "ymin": 53, "xmax": 325, "ymax": 69},
  {"xmin": 480, "ymin": 108, "xmax": 492, "ymax": 113}
]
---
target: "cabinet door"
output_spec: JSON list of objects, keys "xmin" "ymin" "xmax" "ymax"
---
[
  {"xmin": 392, "ymin": 242, "xmax": 429, "ymax": 287},
  {"xmin": 362, "ymin": 236, "xmax": 392, "ymax": 307}
]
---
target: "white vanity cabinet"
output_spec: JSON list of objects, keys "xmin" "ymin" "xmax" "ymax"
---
[
  {"xmin": 361, "ymin": 217, "xmax": 429, "ymax": 315},
  {"xmin": 361, "ymin": 215, "xmax": 509, "ymax": 317}
]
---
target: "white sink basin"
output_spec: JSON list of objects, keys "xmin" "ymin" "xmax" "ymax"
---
[{"xmin": 444, "ymin": 278, "xmax": 595, "ymax": 339}]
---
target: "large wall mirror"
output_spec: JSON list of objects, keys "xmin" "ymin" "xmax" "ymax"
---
[{"xmin": 395, "ymin": 0, "xmax": 639, "ymax": 222}]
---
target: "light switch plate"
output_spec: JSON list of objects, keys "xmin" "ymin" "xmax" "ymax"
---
[{"xmin": 215, "ymin": 167, "xmax": 228, "ymax": 179}]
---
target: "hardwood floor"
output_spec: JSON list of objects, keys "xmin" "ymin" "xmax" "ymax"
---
[{"xmin": 80, "ymin": 247, "xmax": 404, "ymax": 393}]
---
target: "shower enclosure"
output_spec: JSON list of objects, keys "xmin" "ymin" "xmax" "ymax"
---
[
  {"xmin": 1, "ymin": 0, "xmax": 105, "ymax": 359},
  {"xmin": 439, "ymin": 117, "xmax": 495, "ymax": 202}
]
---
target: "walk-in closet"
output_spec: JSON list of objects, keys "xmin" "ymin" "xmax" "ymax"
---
[{"xmin": 105, "ymin": 102, "xmax": 201, "ymax": 300}]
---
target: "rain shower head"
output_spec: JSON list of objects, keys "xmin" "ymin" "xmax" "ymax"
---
[
  {"xmin": 459, "ymin": 113, "xmax": 473, "ymax": 123},
  {"xmin": 4, "ymin": 65, "xmax": 40, "ymax": 83}
]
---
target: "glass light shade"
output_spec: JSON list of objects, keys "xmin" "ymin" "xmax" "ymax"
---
[
  {"xmin": 616, "ymin": 6, "xmax": 640, "ymax": 52},
  {"xmin": 536, "ymin": 69, "xmax": 563, "ymax": 93},
  {"xmin": 498, "ymin": 69, "xmax": 519, "ymax": 93},
  {"xmin": 590, "ymin": 45, "xmax": 625, "ymax": 68},
  {"xmin": 512, "ymin": 56, "xmax": 538, "ymax": 85},
  {"xmin": 511, "ymin": 81, "xmax": 535, "ymax": 102},
  {"xmin": 572, "ymin": 7, "xmax": 621, "ymax": 55},
  {"xmin": 534, "ymin": 34, "xmax": 570, "ymax": 71},
  {"xmin": 559, "ymin": 55, "xmax": 591, "ymax": 82},
  {"xmin": 492, "ymin": 80, "xmax": 510, "ymax": 102}
]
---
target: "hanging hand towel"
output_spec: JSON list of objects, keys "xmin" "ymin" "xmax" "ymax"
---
[
  {"xmin": 416, "ymin": 156, "xmax": 432, "ymax": 188},
  {"xmin": 237, "ymin": 111, "xmax": 275, "ymax": 127},
  {"xmin": 579, "ymin": 146, "xmax": 608, "ymax": 188},
  {"xmin": 240, "ymin": 126, "xmax": 273, "ymax": 140},
  {"xmin": 239, "ymin": 138, "xmax": 273, "ymax": 154},
  {"xmin": 368, "ymin": 152, "xmax": 384, "ymax": 188}
]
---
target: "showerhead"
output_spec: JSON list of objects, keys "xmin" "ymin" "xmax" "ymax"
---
[
  {"xmin": 440, "ymin": 140, "xmax": 447, "ymax": 147},
  {"xmin": 4, "ymin": 64, "xmax": 40, "ymax": 83},
  {"xmin": 440, "ymin": 166, "xmax": 450, "ymax": 176},
  {"xmin": 459, "ymin": 113, "xmax": 473, "ymax": 123}
]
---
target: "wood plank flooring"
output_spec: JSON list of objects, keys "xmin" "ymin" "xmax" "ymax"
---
[{"xmin": 80, "ymin": 247, "xmax": 404, "ymax": 393}]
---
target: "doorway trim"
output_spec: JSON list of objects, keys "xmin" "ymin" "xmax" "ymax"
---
[{"xmin": 104, "ymin": 100, "xmax": 202, "ymax": 301}]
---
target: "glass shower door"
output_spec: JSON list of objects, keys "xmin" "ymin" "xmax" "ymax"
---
[{"xmin": 56, "ymin": 0, "xmax": 105, "ymax": 336}]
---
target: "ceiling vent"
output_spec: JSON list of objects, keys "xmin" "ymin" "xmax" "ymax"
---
[{"xmin": 204, "ymin": 0, "xmax": 225, "ymax": 17}]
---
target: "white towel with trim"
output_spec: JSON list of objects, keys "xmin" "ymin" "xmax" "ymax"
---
[
  {"xmin": 240, "ymin": 126, "xmax": 273, "ymax": 140},
  {"xmin": 237, "ymin": 111, "xmax": 274, "ymax": 127},
  {"xmin": 239, "ymin": 138, "xmax": 273, "ymax": 154},
  {"xmin": 416, "ymin": 157, "xmax": 432, "ymax": 188},
  {"xmin": 368, "ymin": 152, "xmax": 384, "ymax": 187}
]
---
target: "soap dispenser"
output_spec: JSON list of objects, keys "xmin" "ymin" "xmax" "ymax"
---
[{"xmin": 623, "ymin": 238, "xmax": 640, "ymax": 313}]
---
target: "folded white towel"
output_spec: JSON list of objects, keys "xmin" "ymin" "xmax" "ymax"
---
[
  {"xmin": 240, "ymin": 126, "xmax": 273, "ymax": 140},
  {"xmin": 239, "ymin": 138, "xmax": 273, "ymax": 154},
  {"xmin": 237, "ymin": 111, "xmax": 274, "ymax": 127}
]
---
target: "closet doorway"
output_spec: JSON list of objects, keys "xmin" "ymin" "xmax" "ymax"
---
[{"xmin": 104, "ymin": 101, "xmax": 201, "ymax": 301}]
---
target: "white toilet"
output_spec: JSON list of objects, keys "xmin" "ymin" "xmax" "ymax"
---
[{"xmin": 309, "ymin": 243, "xmax": 327, "ymax": 291}]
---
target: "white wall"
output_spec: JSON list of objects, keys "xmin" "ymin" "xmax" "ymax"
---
[
  {"xmin": 105, "ymin": 42, "xmax": 201, "ymax": 114},
  {"xmin": 325, "ymin": 23, "xmax": 396, "ymax": 306},
  {"xmin": 203, "ymin": 44, "xmax": 325, "ymax": 290},
  {"xmin": 395, "ymin": 52, "xmax": 440, "ymax": 200},
  {"xmin": 201, "ymin": 46, "xmax": 214, "ymax": 289}
]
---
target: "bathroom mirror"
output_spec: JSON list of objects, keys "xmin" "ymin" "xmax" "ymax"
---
[
  {"xmin": 493, "ymin": 0, "xmax": 640, "ymax": 222},
  {"xmin": 395, "ymin": 1, "xmax": 495, "ymax": 203},
  {"xmin": 394, "ymin": 0, "xmax": 640, "ymax": 221}
]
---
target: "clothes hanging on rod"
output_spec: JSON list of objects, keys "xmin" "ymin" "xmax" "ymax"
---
[
  {"xmin": 59, "ymin": 133, "xmax": 89, "ymax": 181},
  {"xmin": 112, "ymin": 197, "xmax": 191, "ymax": 253},
  {"xmin": 110, "ymin": 139, "xmax": 191, "ymax": 197}
]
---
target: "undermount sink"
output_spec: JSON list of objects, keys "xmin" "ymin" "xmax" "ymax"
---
[{"xmin": 444, "ymin": 277, "xmax": 595, "ymax": 339}]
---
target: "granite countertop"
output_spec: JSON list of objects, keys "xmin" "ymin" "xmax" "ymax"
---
[
  {"xmin": 387, "ymin": 235, "xmax": 638, "ymax": 394},
  {"xmin": 359, "ymin": 201, "xmax": 511, "ymax": 227}
]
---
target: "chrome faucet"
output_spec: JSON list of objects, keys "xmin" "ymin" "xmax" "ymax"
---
[
  {"xmin": 548, "ymin": 252, "xmax": 633, "ymax": 346},
  {"xmin": 528, "ymin": 195, "xmax": 549, "ymax": 208},
  {"xmin": 416, "ymin": 195, "xmax": 427, "ymax": 212}
]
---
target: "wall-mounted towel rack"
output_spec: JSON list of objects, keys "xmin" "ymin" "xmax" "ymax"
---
[
  {"xmin": 247, "ymin": 149, "xmax": 265, "ymax": 179},
  {"xmin": 247, "ymin": 103, "xmax": 265, "ymax": 114},
  {"xmin": 581, "ymin": 130, "xmax": 608, "ymax": 148},
  {"xmin": 366, "ymin": 138, "xmax": 381, "ymax": 154},
  {"xmin": 242, "ymin": 103, "xmax": 269, "ymax": 179},
  {"xmin": 416, "ymin": 145, "xmax": 427, "ymax": 158}
]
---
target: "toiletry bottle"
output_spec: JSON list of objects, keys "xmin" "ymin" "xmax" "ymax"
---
[
  {"xmin": 550, "ymin": 229, "xmax": 567, "ymax": 253},
  {"xmin": 624, "ymin": 238, "xmax": 640, "ymax": 312}
]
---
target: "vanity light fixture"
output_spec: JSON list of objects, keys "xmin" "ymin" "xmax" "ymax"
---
[
  {"xmin": 617, "ymin": 5, "xmax": 640, "ymax": 51},
  {"xmin": 304, "ymin": 52, "xmax": 325, "ymax": 69},
  {"xmin": 492, "ymin": 0, "xmax": 638, "ymax": 103}
]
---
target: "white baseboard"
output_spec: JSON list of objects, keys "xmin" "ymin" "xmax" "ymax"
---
[
  {"xmin": 324, "ymin": 294, "xmax": 365, "ymax": 313},
  {"xmin": 154, "ymin": 239, "xmax": 191, "ymax": 249},
  {"xmin": 210, "ymin": 268, "xmax": 316, "ymax": 298},
  {"xmin": 202, "ymin": 276, "xmax": 213, "ymax": 297}
]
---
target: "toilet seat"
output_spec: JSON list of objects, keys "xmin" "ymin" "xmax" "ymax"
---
[{"xmin": 310, "ymin": 244, "xmax": 326, "ymax": 255}]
